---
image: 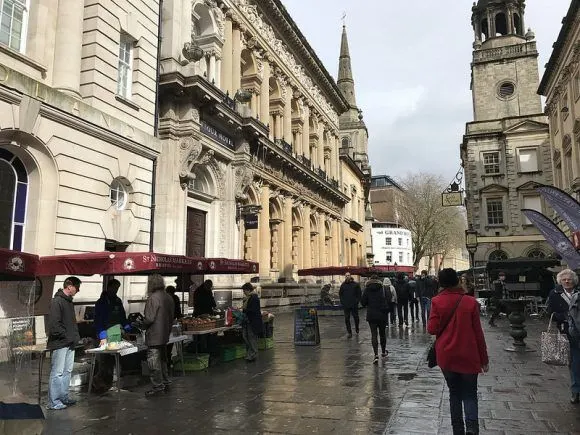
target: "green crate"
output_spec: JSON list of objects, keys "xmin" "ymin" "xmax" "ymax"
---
[
  {"xmin": 220, "ymin": 344, "xmax": 246, "ymax": 362},
  {"xmin": 258, "ymin": 337, "xmax": 274, "ymax": 350},
  {"xmin": 173, "ymin": 353, "xmax": 209, "ymax": 372}
]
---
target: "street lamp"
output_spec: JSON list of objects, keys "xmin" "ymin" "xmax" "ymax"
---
[{"xmin": 465, "ymin": 225, "xmax": 478, "ymax": 290}]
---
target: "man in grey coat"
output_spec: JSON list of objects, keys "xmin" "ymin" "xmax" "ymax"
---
[{"xmin": 141, "ymin": 274, "xmax": 174, "ymax": 397}]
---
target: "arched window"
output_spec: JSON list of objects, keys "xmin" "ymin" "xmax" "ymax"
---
[
  {"xmin": 527, "ymin": 249, "xmax": 546, "ymax": 259},
  {"xmin": 489, "ymin": 250, "xmax": 508, "ymax": 261},
  {"xmin": 341, "ymin": 137, "xmax": 350, "ymax": 149},
  {"xmin": 0, "ymin": 148, "xmax": 28, "ymax": 250}
]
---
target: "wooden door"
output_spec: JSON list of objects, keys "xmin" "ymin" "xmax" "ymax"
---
[{"xmin": 186, "ymin": 208, "xmax": 206, "ymax": 301}]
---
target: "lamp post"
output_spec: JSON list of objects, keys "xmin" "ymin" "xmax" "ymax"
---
[{"xmin": 465, "ymin": 226, "xmax": 478, "ymax": 291}]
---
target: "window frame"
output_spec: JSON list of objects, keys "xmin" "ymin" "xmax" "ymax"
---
[
  {"xmin": 0, "ymin": 149, "xmax": 28, "ymax": 251},
  {"xmin": 398, "ymin": 252, "xmax": 403, "ymax": 263},
  {"xmin": 385, "ymin": 237, "xmax": 392, "ymax": 246},
  {"xmin": 0, "ymin": 0, "xmax": 29, "ymax": 53},
  {"xmin": 386, "ymin": 251, "xmax": 392, "ymax": 263},
  {"xmin": 482, "ymin": 151, "xmax": 501, "ymax": 175},
  {"xmin": 110, "ymin": 178, "xmax": 128, "ymax": 211},
  {"xmin": 485, "ymin": 197, "xmax": 504, "ymax": 226},
  {"xmin": 117, "ymin": 34, "xmax": 134, "ymax": 99},
  {"xmin": 516, "ymin": 147, "xmax": 540, "ymax": 173},
  {"xmin": 522, "ymin": 194, "xmax": 542, "ymax": 225}
]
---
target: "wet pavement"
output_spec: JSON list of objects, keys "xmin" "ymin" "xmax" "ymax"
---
[{"xmin": 30, "ymin": 312, "xmax": 580, "ymax": 434}]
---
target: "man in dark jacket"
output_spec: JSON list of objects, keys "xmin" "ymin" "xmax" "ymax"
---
[
  {"xmin": 489, "ymin": 271, "xmax": 509, "ymax": 326},
  {"xmin": 394, "ymin": 273, "xmax": 410, "ymax": 327},
  {"xmin": 141, "ymin": 274, "xmax": 175, "ymax": 397},
  {"xmin": 339, "ymin": 273, "xmax": 362, "ymax": 337},
  {"xmin": 361, "ymin": 275, "xmax": 389, "ymax": 364},
  {"xmin": 417, "ymin": 270, "xmax": 436, "ymax": 326},
  {"xmin": 408, "ymin": 278, "xmax": 419, "ymax": 323},
  {"xmin": 47, "ymin": 276, "xmax": 81, "ymax": 410},
  {"xmin": 242, "ymin": 283, "xmax": 263, "ymax": 362},
  {"xmin": 193, "ymin": 279, "xmax": 216, "ymax": 317}
]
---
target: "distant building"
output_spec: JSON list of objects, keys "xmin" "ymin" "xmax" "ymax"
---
[
  {"xmin": 371, "ymin": 224, "xmax": 413, "ymax": 268},
  {"xmin": 369, "ymin": 175, "xmax": 405, "ymax": 224}
]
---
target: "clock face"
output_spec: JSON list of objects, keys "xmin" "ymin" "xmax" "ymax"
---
[{"xmin": 442, "ymin": 192, "xmax": 463, "ymax": 207}]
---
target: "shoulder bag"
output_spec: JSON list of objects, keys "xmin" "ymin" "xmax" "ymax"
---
[
  {"xmin": 427, "ymin": 295, "xmax": 464, "ymax": 368},
  {"xmin": 541, "ymin": 313, "xmax": 570, "ymax": 366}
]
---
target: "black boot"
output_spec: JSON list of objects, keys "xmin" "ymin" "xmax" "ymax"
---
[{"xmin": 465, "ymin": 419, "xmax": 479, "ymax": 435}]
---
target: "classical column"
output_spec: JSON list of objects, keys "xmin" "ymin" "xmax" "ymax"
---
[
  {"xmin": 232, "ymin": 25, "xmax": 242, "ymax": 93},
  {"xmin": 331, "ymin": 219, "xmax": 339, "ymax": 266},
  {"xmin": 215, "ymin": 56, "xmax": 221, "ymax": 88},
  {"xmin": 334, "ymin": 135, "xmax": 340, "ymax": 181},
  {"xmin": 283, "ymin": 196, "xmax": 293, "ymax": 278},
  {"xmin": 572, "ymin": 137, "xmax": 580, "ymax": 180},
  {"xmin": 259, "ymin": 185, "xmax": 271, "ymax": 279},
  {"xmin": 208, "ymin": 54, "xmax": 217, "ymax": 84},
  {"xmin": 302, "ymin": 105, "xmax": 310, "ymax": 159},
  {"xmin": 318, "ymin": 214, "xmax": 326, "ymax": 267},
  {"xmin": 260, "ymin": 60, "xmax": 270, "ymax": 123},
  {"xmin": 302, "ymin": 205, "xmax": 311, "ymax": 270},
  {"xmin": 351, "ymin": 240, "xmax": 357, "ymax": 266},
  {"xmin": 294, "ymin": 127, "xmax": 303, "ymax": 155},
  {"xmin": 318, "ymin": 126, "xmax": 325, "ymax": 171},
  {"xmin": 221, "ymin": 14, "xmax": 233, "ymax": 94},
  {"xmin": 52, "ymin": 0, "xmax": 84, "ymax": 97},
  {"xmin": 284, "ymin": 85, "xmax": 292, "ymax": 143}
]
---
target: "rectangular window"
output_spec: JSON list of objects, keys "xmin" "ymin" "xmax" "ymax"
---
[
  {"xmin": 117, "ymin": 35, "xmax": 133, "ymax": 99},
  {"xmin": 523, "ymin": 195, "xmax": 541, "ymax": 225},
  {"xmin": 483, "ymin": 152, "xmax": 500, "ymax": 175},
  {"xmin": 398, "ymin": 238, "xmax": 402, "ymax": 246},
  {"xmin": 398, "ymin": 252, "xmax": 403, "ymax": 263},
  {"xmin": 386, "ymin": 252, "xmax": 392, "ymax": 263},
  {"xmin": 486, "ymin": 198, "xmax": 504, "ymax": 225},
  {"xmin": 0, "ymin": 0, "xmax": 27, "ymax": 52},
  {"xmin": 385, "ymin": 237, "xmax": 391, "ymax": 246},
  {"xmin": 518, "ymin": 148, "xmax": 539, "ymax": 173}
]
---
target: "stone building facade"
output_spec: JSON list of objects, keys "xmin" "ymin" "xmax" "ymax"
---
[
  {"xmin": 461, "ymin": 0, "xmax": 554, "ymax": 266},
  {"xmin": 538, "ymin": 1, "xmax": 580, "ymax": 207},
  {"xmin": 0, "ymin": 0, "xmax": 161, "ymax": 305},
  {"xmin": 156, "ymin": 0, "xmax": 370, "ymax": 289}
]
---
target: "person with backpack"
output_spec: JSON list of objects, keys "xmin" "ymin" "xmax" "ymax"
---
[
  {"xmin": 547, "ymin": 269, "xmax": 580, "ymax": 404},
  {"xmin": 361, "ymin": 275, "xmax": 390, "ymax": 364}
]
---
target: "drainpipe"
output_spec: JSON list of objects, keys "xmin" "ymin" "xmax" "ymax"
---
[{"xmin": 149, "ymin": 0, "xmax": 163, "ymax": 252}]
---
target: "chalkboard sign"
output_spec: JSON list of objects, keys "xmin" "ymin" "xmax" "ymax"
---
[
  {"xmin": 213, "ymin": 290, "xmax": 233, "ymax": 310},
  {"xmin": 294, "ymin": 308, "xmax": 320, "ymax": 346}
]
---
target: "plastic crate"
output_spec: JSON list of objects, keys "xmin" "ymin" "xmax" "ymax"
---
[
  {"xmin": 173, "ymin": 353, "xmax": 210, "ymax": 372},
  {"xmin": 220, "ymin": 344, "xmax": 246, "ymax": 362},
  {"xmin": 258, "ymin": 337, "xmax": 274, "ymax": 350}
]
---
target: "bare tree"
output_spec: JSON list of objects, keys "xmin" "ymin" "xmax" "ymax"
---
[{"xmin": 397, "ymin": 173, "xmax": 466, "ymax": 267}]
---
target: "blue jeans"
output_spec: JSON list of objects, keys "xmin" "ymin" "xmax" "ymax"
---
[
  {"xmin": 570, "ymin": 344, "xmax": 580, "ymax": 394},
  {"xmin": 442, "ymin": 371, "xmax": 479, "ymax": 434},
  {"xmin": 421, "ymin": 297, "xmax": 432, "ymax": 325},
  {"xmin": 48, "ymin": 347, "xmax": 75, "ymax": 408}
]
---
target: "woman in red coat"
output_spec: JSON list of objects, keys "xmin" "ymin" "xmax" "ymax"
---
[{"xmin": 427, "ymin": 268, "xmax": 489, "ymax": 435}]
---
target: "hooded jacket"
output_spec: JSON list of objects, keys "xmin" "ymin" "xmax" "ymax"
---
[
  {"xmin": 383, "ymin": 278, "xmax": 397, "ymax": 304},
  {"xmin": 361, "ymin": 279, "xmax": 389, "ymax": 323},
  {"xmin": 339, "ymin": 279, "xmax": 362, "ymax": 309},
  {"xmin": 47, "ymin": 290, "xmax": 80, "ymax": 350}
]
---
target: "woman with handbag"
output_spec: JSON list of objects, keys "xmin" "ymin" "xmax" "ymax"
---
[
  {"xmin": 547, "ymin": 269, "xmax": 580, "ymax": 403},
  {"xmin": 361, "ymin": 275, "xmax": 390, "ymax": 364},
  {"xmin": 427, "ymin": 268, "xmax": 488, "ymax": 435}
]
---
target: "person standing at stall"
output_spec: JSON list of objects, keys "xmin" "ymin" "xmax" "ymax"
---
[
  {"xmin": 47, "ymin": 276, "xmax": 82, "ymax": 410},
  {"xmin": 92, "ymin": 279, "xmax": 132, "ymax": 393},
  {"xmin": 339, "ymin": 273, "xmax": 362, "ymax": 338},
  {"xmin": 241, "ymin": 283, "xmax": 263, "ymax": 362},
  {"xmin": 193, "ymin": 279, "xmax": 216, "ymax": 317},
  {"xmin": 141, "ymin": 274, "xmax": 174, "ymax": 397},
  {"xmin": 166, "ymin": 285, "xmax": 182, "ymax": 371}
]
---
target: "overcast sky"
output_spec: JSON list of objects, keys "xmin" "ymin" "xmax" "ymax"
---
[{"xmin": 282, "ymin": 0, "xmax": 571, "ymax": 183}]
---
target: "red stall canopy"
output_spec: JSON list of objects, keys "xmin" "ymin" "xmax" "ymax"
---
[
  {"xmin": 0, "ymin": 248, "xmax": 40, "ymax": 280},
  {"xmin": 205, "ymin": 258, "xmax": 259, "ymax": 274},
  {"xmin": 38, "ymin": 252, "xmax": 207, "ymax": 276},
  {"xmin": 297, "ymin": 266, "xmax": 368, "ymax": 277}
]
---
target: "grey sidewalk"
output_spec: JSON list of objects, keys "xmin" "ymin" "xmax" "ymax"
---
[{"xmin": 37, "ymin": 312, "xmax": 580, "ymax": 434}]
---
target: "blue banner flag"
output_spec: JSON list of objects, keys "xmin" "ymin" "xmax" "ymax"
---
[
  {"xmin": 536, "ymin": 185, "xmax": 580, "ymax": 232},
  {"xmin": 521, "ymin": 209, "xmax": 580, "ymax": 270}
]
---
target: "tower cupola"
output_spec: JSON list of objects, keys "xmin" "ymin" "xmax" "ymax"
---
[{"xmin": 472, "ymin": 0, "xmax": 527, "ymax": 45}]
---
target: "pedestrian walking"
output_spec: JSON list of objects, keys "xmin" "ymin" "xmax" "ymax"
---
[
  {"xmin": 242, "ymin": 283, "xmax": 263, "ymax": 362},
  {"xmin": 141, "ymin": 274, "xmax": 174, "ymax": 397},
  {"xmin": 416, "ymin": 270, "xmax": 435, "ymax": 326},
  {"xmin": 488, "ymin": 271, "xmax": 509, "ymax": 326},
  {"xmin": 383, "ymin": 277, "xmax": 397, "ymax": 326},
  {"xmin": 394, "ymin": 273, "xmax": 410, "ymax": 327},
  {"xmin": 408, "ymin": 277, "xmax": 419, "ymax": 323},
  {"xmin": 47, "ymin": 276, "xmax": 82, "ymax": 410},
  {"xmin": 547, "ymin": 269, "xmax": 580, "ymax": 404},
  {"xmin": 428, "ymin": 268, "xmax": 488, "ymax": 435},
  {"xmin": 361, "ymin": 275, "xmax": 390, "ymax": 364},
  {"xmin": 339, "ymin": 272, "xmax": 362, "ymax": 337},
  {"xmin": 460, "ymin": 274, "xmax": 475, "ymax": 297}
]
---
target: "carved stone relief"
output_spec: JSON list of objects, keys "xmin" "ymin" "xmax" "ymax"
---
[{"xmin": 234, "ymin": 165, "xmax": 254, "ymax": 200}]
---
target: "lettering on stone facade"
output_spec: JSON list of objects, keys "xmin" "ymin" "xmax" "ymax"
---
[{"xmin": 201, "ymin": 121, "xmax": 235, "ymax": 150}]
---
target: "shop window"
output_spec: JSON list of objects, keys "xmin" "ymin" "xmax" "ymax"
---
[
  {"xmin": 117, "ymin": 34, "xmax": 134, "ymax": 99},
  {"xmin": 0, "ymin": 0, "xmax": 28, "ymax": 53},
  {"xmin": 0, "ymin": 148, "xmax": 28, "ymax": 250},
  {"xmin": 517, "ymin": 148, "xmax": 539, "ymax": 173},
  {"xmin": 486, "ymin": 198, "xmax": 504, "ymax": 225},
  {"xmin": 483, "ymin": 152, "xmax": 500, "ymax": 175}
]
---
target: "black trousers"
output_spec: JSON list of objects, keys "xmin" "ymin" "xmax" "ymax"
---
[
  {"xmin": 397, "ymin": 301, "xmax": 409, "ymax": 325},
  {"xmin": 368, "ymin": 321, "xmax": 387, "ymax": 355},
  {"xmin": 410, "ymin": 298, "xmax": 419, "ymax": 322},
  {"xmin": 489, "ymin": 299, "xmax": 507, "ymax": 324},
  {"xmin": 343, "ymin": 306, "xmax": 359, "ymax": 334},
  {"xmin": 389, "ymin": 303, "xmax": 397, "ymax": 324}
]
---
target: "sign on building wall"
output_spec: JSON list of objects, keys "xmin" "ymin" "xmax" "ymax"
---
[
  {"xmin": 201, "ymin": 121, "xmax": 235, "ymax": 150},
  {"xmin": 441, "ymin": 192, "xmax": 463, "ymax": 207},
  {"xmin": 244, "ymin": 214, "xmax": 259, "ymax": 230}
]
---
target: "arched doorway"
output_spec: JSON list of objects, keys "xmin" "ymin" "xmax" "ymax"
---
[{"xmin": 0, "ymin": 149, "xmax": 28, "ymax": 250}]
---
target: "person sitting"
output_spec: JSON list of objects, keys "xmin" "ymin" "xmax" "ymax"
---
[{"xmin": 320, "ymin": 284, "xmax": 334, "ymax": 306}]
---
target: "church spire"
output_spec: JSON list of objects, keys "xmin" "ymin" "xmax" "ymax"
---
[{"xmin": 338, "ymin": 25, "xmax": 357, "ymax": 108}]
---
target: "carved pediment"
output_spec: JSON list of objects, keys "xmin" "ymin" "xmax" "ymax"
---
[
  {"xmin": 504, "ymin": 120, "xmax": 549, "ymax": 135},
  {"xmin": 516, "ymin": 181, "xmax": 540, "ymax": 191},
  {"xmin": 479, "ymin": 183, "xmax": 509, "ymax": 195}
]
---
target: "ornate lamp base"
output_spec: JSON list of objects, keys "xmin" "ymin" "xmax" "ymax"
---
[{"xmin": 503, "ymin": 299, "xmax": 535, "ymax": 352}]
